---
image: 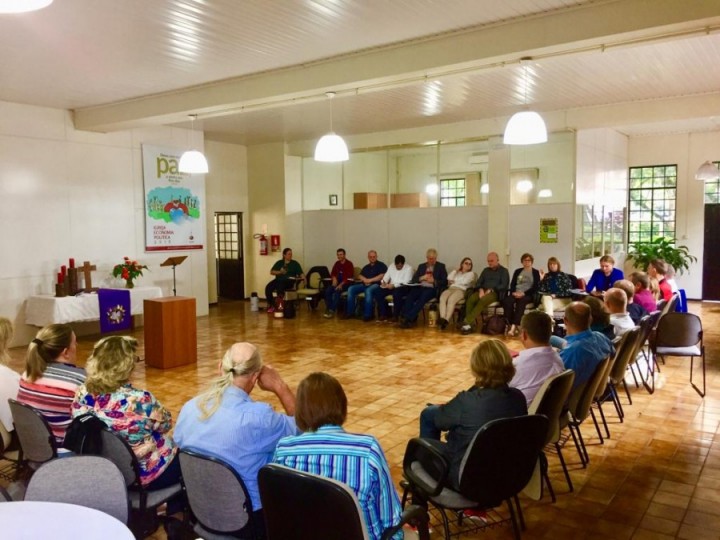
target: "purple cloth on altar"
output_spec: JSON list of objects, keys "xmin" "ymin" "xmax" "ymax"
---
[{"xmin": 98, "ymin": 289, "xmax": 132, "ymax": 333}]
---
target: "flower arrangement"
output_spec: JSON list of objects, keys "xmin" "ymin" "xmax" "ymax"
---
[{"xmin": 112, "ymin": 257, "xmax": 149, "ymax": 288}]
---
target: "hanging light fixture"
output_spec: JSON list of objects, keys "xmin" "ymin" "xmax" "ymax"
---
[
  {"xmin": 480, "ymin": 183, "xmax": 489, "ymax": 194},
  {"xmin": 503, "ymin": 58, "xmax": 548, "ymax": 145},
  {"xmin": 314, "ymin": 92, "xmax": 349, "ymax": 162},
  {"xmin": 516, "ymin": 179, "xmax": 534, "ymax": 193},
  {"xmin": 538, "ymin": 188, "xmax": 553, "ymax": 198},
  {"xmin": 0, "ymin": 0, "xmax": 52, "ymax": 13},
  {"xmin": 179, "ymin": 114, "xmax": 209, "ymax": 174},
  {"xmin": 694, "ymin": 160, "xmax": 719, "ymax": 181}
]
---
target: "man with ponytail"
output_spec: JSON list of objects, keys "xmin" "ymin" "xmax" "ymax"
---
[{"xmin": 174, "ymin": 342, "xmax": 297, "ymax": 525}]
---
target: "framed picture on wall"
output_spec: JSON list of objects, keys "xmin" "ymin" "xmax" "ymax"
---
[{"xmin": 329, "ymin": 194, "xmax": 338, "ymax": 206}]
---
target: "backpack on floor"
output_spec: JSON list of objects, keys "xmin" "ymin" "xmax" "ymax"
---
[{"xmin": 481, "ymin": 314, "xmax": 506, "ymax": 335}]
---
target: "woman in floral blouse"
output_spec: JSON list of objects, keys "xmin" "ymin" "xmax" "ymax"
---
[{"xmin": 72, "ymin": 335, "xmax": 180, "ymax": 490}]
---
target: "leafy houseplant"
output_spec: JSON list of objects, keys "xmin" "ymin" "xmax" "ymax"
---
[
  {"xmin": 626, "ymin": 237, "xmax": 697, "ymax": 275},
  {"xmin": 112, "ymin": 257, "xmax": 149, "ymax": 288}
]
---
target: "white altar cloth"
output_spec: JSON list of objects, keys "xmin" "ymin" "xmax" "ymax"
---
[{"xmin": 25, "ymin": 286, "xmax": 163, "ymax": 326}]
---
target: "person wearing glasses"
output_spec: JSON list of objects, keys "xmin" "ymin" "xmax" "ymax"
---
[
  {"xmin": 437, "ymin": 257, "xmax": 476, "ymax": 330},
  {"xmin": 502, "ymin": 253, "xmax": 541, "ymax": 337}
]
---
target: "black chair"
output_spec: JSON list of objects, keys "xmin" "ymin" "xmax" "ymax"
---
[
  {"xmin": 25, "ymin": 455, "xmax": 129, "ymax": 524},
  {"xmin": 402, "ymin": 415, "xmax": 548, "ymax": 540},
  {"xmin": 179, "ymin": 450, "xmax": 261, "ymax": 540},
  {"xmin": 652, "ymin": 312, "xmax": 706, "ymax": 397},
  {"xmin": 259, "ymin": 463, "xmax": 429, "ymax": 540},
  {"xmin": 94, "ymin": 428, "xmax": 183, "ymax": 537},
  {"xmin": 7, "ymin": 399, "xmax": 57, "ymax": 475},
  {"xmin": 296, "ymin": 265, "xmax": 330, "ymax": 310}
]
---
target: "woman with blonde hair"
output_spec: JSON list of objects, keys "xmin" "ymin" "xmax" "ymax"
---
[
  {"xmin": 72, "ymin": 336, "xmax": 180, "ymax": 491},
  {"xmin": 437, "ymin": 257, "xmax": 476, "ymax": 330},
  {"xmin": 419, "ymin": 339, "xmax": 527, "ymax": 488},
  {"xmin": 174, "ymin": 342, "xmax": 297, "ymax": 523},
  {"xmin": 17, "ymin": 323, "xmax": 85, "ymax": 445},
  {"xmin": 0, "ymin": 318, "xmax": 20, "ymax": 440}
]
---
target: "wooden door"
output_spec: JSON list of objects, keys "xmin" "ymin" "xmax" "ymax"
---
[
  {"xmin": 215, "ymin": 212, "xmax": 245, "ymax": 300},
  {"xmin": 703, "ymin": 204, "xmax": 720, "ymax": 300}
]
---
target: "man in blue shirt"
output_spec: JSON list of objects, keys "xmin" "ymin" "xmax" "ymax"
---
[
  {"xmin": 559, "ymin": 302, "xmax": 614, "ymax": 388},
  {"xmin": 344, "ymin": 250, "xmax": 387, "ymax": 321},
  {"xmin": 174, "ymin": 343, "xmax": 298, "ymax": 528}
]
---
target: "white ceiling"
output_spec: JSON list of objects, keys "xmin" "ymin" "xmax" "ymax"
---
[{"xmin": 2, "ymin": 0, "xmax": 720, "ymax": 146}]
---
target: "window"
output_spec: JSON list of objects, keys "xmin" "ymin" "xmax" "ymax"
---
[
  {"xmin": 440, "ymin": 178, "xmax": 465, "ymax": 207},
  {"xmin": 703, "ymin": 161, "xmax": 720, "ymax": 204},
  {"xmin": 628, "ymin": 165, "xmax": 676, "ymax": 244}
]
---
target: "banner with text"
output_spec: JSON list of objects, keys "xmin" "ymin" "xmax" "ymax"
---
[{"xmin": 142, "ymin": 145, "xmax": 205, "ymax": 251}]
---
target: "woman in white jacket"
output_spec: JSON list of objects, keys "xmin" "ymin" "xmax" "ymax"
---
[{"xmin": 438, "ymin": 257, "xmax": 476, "ymax": 330}]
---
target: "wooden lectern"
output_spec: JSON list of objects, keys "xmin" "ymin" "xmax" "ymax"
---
[{"xmin": 144, "ymin": 297, "xmax": 197, "ymax": 369}]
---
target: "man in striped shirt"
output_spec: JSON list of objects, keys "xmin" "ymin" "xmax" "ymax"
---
[{"xmin": 273, "ymin": 372, "xmax": 403, "ymax": 540}]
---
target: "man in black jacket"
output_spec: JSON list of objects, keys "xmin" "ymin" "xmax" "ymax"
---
[{"xmin": 398, "ymin": 248, "xmax": 447, "ymax": 328}]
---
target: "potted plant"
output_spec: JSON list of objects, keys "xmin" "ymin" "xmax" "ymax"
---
[
  {"xmin": 112, "ymin": 257, "xmax": 149, "ymax": 288},
  {"xmin": 626, "ymin": 237, "xmax": 697, "ymax": 275}
]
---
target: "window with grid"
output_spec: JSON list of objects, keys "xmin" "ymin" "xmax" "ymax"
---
[
  {"xmin": 703, "ymin": 161, "xmax": 720, "ymax": 204},
  {"xmin": 440, "ymin": 178, "xmax": 465, "ymax": 207},
  {"xmin": 627, "ymin": 165, "xmax": 676, "ymax": 245}
]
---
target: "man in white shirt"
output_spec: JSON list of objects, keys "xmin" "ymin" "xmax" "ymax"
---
[
  {"xmin": 605, "ymin": 287, "xmax": 635, "ymax": 338},
  {"xmin": 510, "ymin": 310, "xmax": 564, "ymax": 405},
  {"xmin": 373, "ymin": 254, "xmax": 414, "ymax": 322}
]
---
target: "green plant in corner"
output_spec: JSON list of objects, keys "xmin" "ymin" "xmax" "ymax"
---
[{"xmin": 626, "ymin": 237, "xmax": 697, "ymax": 275}]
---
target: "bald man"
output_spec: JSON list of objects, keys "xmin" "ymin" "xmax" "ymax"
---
[
  {"xmin": 460, "ymin": 252, "xmax": 510, "ymax": 335},
  {"xmin": 559, "ymin": 302, "xmax": 614, "ymax": 388},
  {"xmin": 174, "ymin": 343, "xmax": 297, "ymax": 519}
]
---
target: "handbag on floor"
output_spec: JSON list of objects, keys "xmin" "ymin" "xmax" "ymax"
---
[{"xmin": 481, "ymin": 314, "xmax": 506, "ymax": 335}]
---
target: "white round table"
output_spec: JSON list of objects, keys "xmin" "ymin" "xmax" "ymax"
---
[{"xmin": 0, "ymin": 501, "xmax": 134, "ymax": 539}]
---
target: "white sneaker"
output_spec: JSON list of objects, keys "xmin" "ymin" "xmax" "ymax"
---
[{"xmin": 460, "ymin": 324, "xmax": 472, "ymax": 335}]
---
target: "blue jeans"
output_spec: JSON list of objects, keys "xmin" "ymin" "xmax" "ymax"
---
[
  {"xmin": 346, "ymin": 283, "xmax": 380, "ymax": 318},
  {"xmin": 419, "ymin": 405, "xmax": 442, "ymax": 440},
  {"xmin": 401, "ymin": 287, "xmax": 437, "ymax": 322},
  {"xmin": 324, "ymin": 283, "xmax": 349, "ymax": 312}
]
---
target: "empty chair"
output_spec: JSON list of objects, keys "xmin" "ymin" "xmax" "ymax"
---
[
  {"xmin": 8, "ymin": 399, "xmax": 57, "ymax": 474},
  {"xmin": 96, "ymin": 428, "xmax": 183, "ymax": 537},
  {"xmin": 296, "ymin": 266, "xmax": 330, "ymax": 310},
  {"xmin": 652, "ymin": 312, "xmax": 706, "ymax": 397},
  {"xmin": 402, "ymin": 415, "xmax": 548, "ymax": 540},
  {"xmin": 259, "ymin": 463, "xmax": 429, "ymax": 540},
  {"xmin": 25, "ymin": 455, "xmax": 128, "ymax": 524},
  {"xmin": 527, "ymin": 369, "xmax": 575, "ymax": 498},
  {"xmin": 179, "ymin": 450, "xmax": 262, "ymax": 540}
]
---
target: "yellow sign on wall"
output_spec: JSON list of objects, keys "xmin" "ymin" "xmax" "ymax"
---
[{"xmin": 540, "ymin": 218, "xmax": 558, "ymax": 243}]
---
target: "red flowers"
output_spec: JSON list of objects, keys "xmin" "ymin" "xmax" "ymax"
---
[{"xmin": 112, "ymin": 257, "xmax": 149, "ymax": 284}]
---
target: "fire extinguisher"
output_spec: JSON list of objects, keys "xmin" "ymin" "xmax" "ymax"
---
[{"xmin": 253, "ymin": 234, "xmax": 268, "ymax": 256}]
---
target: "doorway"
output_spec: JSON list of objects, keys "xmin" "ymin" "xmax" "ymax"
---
[
  {"xmin": 702, "ymin": 204, "xmax": 720, "ymax": 300},
  {"xmin": 215, "ymin": 212, "xmax": 245, "ymax": 300}
]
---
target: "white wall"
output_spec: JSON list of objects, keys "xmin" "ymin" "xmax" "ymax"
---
[
  {"xmin": 508, "ymin": 203, "xmax": 575, "ymax": 273},
  {"xmin": 0, "ymin": 100, "xmax": 213, "ymax": 346},
  {"xmin": 627, "ymin": 131, "xmax": 715, "ymax": 299}
]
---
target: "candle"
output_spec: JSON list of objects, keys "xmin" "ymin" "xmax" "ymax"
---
[
  {"xmin": 61, "ymin": 265, "xmax": 67, "ymax": 276},
  {"xmin": 69, "ymin": 258, "xmax": 75, "ymax": 268},
  {"xmin": 57, "ymin": 272, "xmax": 63, "ymax": 284}
]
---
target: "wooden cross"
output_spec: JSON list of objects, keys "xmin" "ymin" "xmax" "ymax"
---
[{"xmin": 80, "ymin": 260, "xmax": 98, "ymax": 291}]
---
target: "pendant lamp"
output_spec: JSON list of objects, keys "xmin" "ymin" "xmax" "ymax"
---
[
  {"xmin": 314, "ymin": 92, "xmax": 349, "ymax": 162},
  {"xmin": 503, "ymin": 58, "xmax": 547, "ymax": 145},
  {"xmin": 694, "ymin": 160, "xmax": 719, "ymax": 181},
  {"xmin": 179, "ymin": 114, "xmax": 209, "ymax": 174},
  {"xmin": 0, "ymin": 0, "xmax": 52, "ymax": 13}
]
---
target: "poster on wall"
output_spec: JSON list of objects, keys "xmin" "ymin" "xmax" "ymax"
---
[
  {"xmin": 540, "ymin": 218, "xmax": 558, "ymax": 243},
  {"xmin": 142, "ymin": 145, "xmax": 205, "ymax": 251}
]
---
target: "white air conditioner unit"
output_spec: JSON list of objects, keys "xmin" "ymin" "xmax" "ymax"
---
[{"xmin": 468, "ymin": 153, "xmax": 489, "ymax": 164}]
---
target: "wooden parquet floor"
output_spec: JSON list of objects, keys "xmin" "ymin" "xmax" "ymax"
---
[{"xmin": 5, "ymin": 300, "xmax": 720, "ymax": 539}]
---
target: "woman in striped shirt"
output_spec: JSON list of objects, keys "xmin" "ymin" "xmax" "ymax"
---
[
  {"xmin": 16, "ymin": 323, "xmax": 86, "ymax": 446},
  {"xmin": 273, "ymin": 372, "xmax": 403, "ymax": 540}
]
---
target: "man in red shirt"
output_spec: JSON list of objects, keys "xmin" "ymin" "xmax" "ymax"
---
[{"xmin": 323, "ymin": 248, "xmax": 355, "ymax": 318}]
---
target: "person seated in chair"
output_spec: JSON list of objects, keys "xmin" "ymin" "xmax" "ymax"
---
[
  {"xmin": 375, "ymin": 254, "xmax": 414, "ymax": 322},
  {"xmin": 502, "ymin": 253, "xmax": 541, "ymax": 337},
  {"xmin": 273, "ymin": 372, "xmax": 402, "ymax": 540},
  {"xmin": 418, "ymin": 339, "xmax": 527, "ymax": 489},
  {"xmin": 398, "ymin": 248, "xmax": 447, "ymax": 328},
  {"xmin": 323, "ymin": 248, "xmax": 355, "ymax": 318},
  {"xmin": 459, "ymin": 252, "xmax": 509, "ymax": 335},
  {"xmin": 17, "ymin": 323, "xmax": 85, "ymax": 446},
  {"xmin": 614, "ymin": 278, "xmax": 649, "ymax": 324},
  {"xmin": 344, "ymin": 250, "xmax": 387, "ymax": 321},
  {"xmin": 605, "ymin": 288, "xmax": 635, "ymax": 337},
  {"xmin": 647, "ymin": 258, "xmax": 672, "ymax": 302},
  {"xmin": 585, "ymin": 255, "xmax": 624, "ymax": 297},
  {"xmin": 265, "ymin": 247, "xmax": 304, "ymax": 313},
  {"xmin": 537, "ymin": 257, "xmax": 573, "ymax": 315},
  {"xmin": 437, "ymin": 257, "xmax": 476, "ymax": 330},
  {"xmin": 629, "ymin": 272, "xmax": 657, "ymax": 315},
  {"xmin": 174, "ymin": 342, "xmax": 297, "ymax": 522}
]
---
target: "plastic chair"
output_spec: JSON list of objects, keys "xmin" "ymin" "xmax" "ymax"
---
[
  {"xmin": 8, "ymin": 399, "xmax": 57, "ymax": 474},
  {"xmin": 526, "ymin": 369, "xmax": 575, "ymax": 498},
  {"xmin": 95, "ymin": 428, "xmax": 183, "ymax": 537},
  {"xmin": 651, "ymin": 312, "xmax": 705, "ymax": 397},
  {"xmin": 259, "ymin": 463, "xmax": 429, "ymax": 540},
  {"xmin": 296, "ymin": 265, "xmax": 330, "ymax": 310},
  {"xmin": 402, "ymin": 415, "xmax": 548, "ymax": 540},
  {"xmin": 25, "ymin": 455, "xmax": 129, "ymax": 524},
  {"xmin": 179, "ymin": 450, "xmax": 261, "ymax": 539}
]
